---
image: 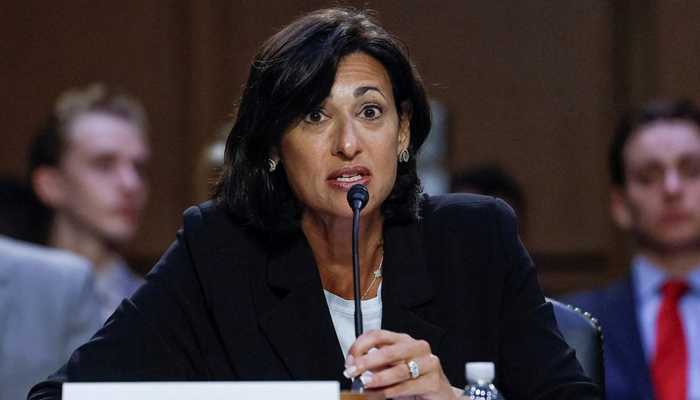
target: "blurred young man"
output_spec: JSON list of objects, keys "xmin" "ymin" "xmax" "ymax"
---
[
  {"xmin": 564, "ymin": 100, "xmax": 700, "ymax": 400},
  {"xmin": 30, "ymin": 83, "xmax": 151, "ymax": 322}
]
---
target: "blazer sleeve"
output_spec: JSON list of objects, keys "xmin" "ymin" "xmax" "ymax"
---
[
  {"xmin": 28, "ymin": 208, "xmax": 218, "ymax": 400},
  {"xmin": 492, "ymin": 199, "xmax": 601, "ymax": 400}
]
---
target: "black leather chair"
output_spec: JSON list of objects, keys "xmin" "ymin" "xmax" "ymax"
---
[{"xmin": 546, "ymin": 297, "xmax": 605, "ymax": 396}]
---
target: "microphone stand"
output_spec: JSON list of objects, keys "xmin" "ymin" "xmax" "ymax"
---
[
  {"xmin": 347, "ymin": 184, "xmax": 369, "ymax": 392},
  {"xmin": 351, "ymin": 202, "xmax": 363, "ymax": 338}
]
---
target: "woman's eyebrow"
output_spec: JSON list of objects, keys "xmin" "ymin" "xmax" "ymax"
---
[{"xmin": 354, "ymin": 86, "xmax": 385, "ymax": 99}]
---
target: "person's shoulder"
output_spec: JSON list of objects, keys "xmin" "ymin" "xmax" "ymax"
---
[
  {"xmin": 182, "ymin": 200, "xmax": 244, "ymax": 230},
  {"xmin": 416, "ymin": 194, "xmax": 519, "ymax": 246},
  {"xmin": 182, "ymin": 200, "xmax": 216, "ymax": 226},
  {"xmin": 419, "ymin": 193, "xmax": 515, "ymax": 221},
  {"xmin": 0, "ymin": 235, "xmax": 92, "ymax": 279},
  {"xmin": 560, "ymin": 278, "xmax": 632, "ymax": 313},
  {"xmin": 0, "ymin": 236, "xmax": 95, "ymax": 308},
  {"xmin": 178, "ymin": 200, "xmax": 264, "ymax": 257}
]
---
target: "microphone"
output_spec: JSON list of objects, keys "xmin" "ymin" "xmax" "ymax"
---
[
  {"xmin": 347, "ymin": 184, "xmax": 369, "ymax": 392},
  {"xmin": 347, "ymin": 184, "xmax": 369, "ymax": 211},
  {"xmin": 347, "ymin": 183, "xmax": 369, "ymax": 338}
]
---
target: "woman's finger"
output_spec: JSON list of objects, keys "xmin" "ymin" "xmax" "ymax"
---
[
  {"xmin": 361, "ymin": 353, "xmax": 439, "ymax": 390},
  {"xmin": 345, "ymin": 335, "xmax": 430, "ymax": 378},
  {"xmin": 344, "ymin": 330, "xmax": 458, "ymax": 399},
  {"xmin": 379, "ymin": 355, "xmax": 458, "ymax": 400},
  {"xmin": 347, "ymin": 329, "xmax": 413, "ymax": 358}
]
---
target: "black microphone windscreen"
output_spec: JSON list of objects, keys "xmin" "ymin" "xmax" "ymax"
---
[{"xmin": 347, "ymin": 184, "xmax": 369, "ymax": 211}]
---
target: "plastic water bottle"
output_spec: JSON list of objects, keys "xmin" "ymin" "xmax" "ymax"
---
[{"xmin": 460, "ymin": 362, "xmax": 505, "ymax": 400}]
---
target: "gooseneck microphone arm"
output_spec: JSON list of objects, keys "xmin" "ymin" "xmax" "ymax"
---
[
  {"xmin": 347, "ymin": 184, "xmax": 369, "ymax": 338},
  {"xmin": 352, "ymin": 208, "xmax": 363, "ymax": 338}
]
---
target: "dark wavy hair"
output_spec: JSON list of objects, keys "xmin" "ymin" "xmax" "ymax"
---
[
  {"xmin": 610, "ymin": 99, "xmax": 700, "ymax": 187},
  {"xmin": 215, "ymin": 7, "xmax": 431, "ymax": 233}
]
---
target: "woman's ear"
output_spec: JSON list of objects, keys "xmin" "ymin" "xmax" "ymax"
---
[
  {"xmin": 610, "ymin": 188, "xmax": 632, "ymax": 231},
  {"xmin": 31, "ymin": 166, "xmax": 66, "ymax": 209},
  {"xmin": 399, "ymin": 101, "xmax": 412, "ymax": 149}
]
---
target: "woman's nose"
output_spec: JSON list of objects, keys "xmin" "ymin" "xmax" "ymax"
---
[{"xmin": 333, "ymin": 120, "xmax": 362, "ymax": 159}]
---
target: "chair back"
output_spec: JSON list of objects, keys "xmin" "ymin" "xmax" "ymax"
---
[{"xmin": 546, "ymin": 297, "xmax": 605, "ymax": 396}]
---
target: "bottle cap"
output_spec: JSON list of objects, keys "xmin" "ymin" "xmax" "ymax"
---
[{"xmin": 465, "ymin": 362, "xmax": 495, "ymax": 383}]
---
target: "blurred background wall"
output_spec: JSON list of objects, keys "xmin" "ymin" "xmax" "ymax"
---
[{"xmin": 2, "ymin": 0, "xmax": 700, "ymax": 296}]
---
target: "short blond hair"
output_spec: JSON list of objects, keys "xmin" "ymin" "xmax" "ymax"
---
[{"xmin": 29, "ymin": 83, "xmax": 148, "ymax": 170}]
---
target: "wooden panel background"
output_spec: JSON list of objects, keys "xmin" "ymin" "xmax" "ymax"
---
[{"xmin": 2, "ymin": 1, "xmax": 700, "ymax": 296}]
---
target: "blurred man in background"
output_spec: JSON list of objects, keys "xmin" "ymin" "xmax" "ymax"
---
[
  {"xmin": 0, "ymin": 235, "xmax": 101, "ymax": 400},
  {"xmin": 29, "ymin": 83, "xmax": 151, "ymax": 322},
  {"xmin": 451, "ymin": 164, "xmax": 528, "ymax": 241},
  {"xmin": 564, "ymin": 100, "xmax": 700, "ymax": 400}
]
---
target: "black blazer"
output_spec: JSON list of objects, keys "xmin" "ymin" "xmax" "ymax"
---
[{"xmin": 29, "ymin": 194, "xmax": 601, "ymax": 400}]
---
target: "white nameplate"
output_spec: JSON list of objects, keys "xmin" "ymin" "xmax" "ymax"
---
[{"xmin": 63, "ymin": 381, "xmax": 340, "ymax": 400}]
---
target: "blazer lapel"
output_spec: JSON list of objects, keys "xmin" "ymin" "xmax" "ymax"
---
[
  {"xmin": 611, "ymin": 278, "xmax": 655, "ymax": 400},
  {"xmin": 208, "ymin": 216, "xmax": 443, "ymax": 388},
  {"xmin": 257, "ymin": 233, "xmax": 348, "ymax": 386},
  {"xmin": 381, "ymin": 220, "xmax": 445, "ymax": 354},
  {"xmin": 257, "ymin": 220, "xmax": 446, "ymax": 386}
]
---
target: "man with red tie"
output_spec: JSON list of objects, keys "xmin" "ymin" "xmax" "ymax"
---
[{"xmin": 564, "ymin": 99, "xmax": 700, "ymax": 400}]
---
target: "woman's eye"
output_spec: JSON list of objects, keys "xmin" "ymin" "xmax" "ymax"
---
[
  {"xmin": 303, "ymin": 110, "xmax": 327, "ymax": 124},
  {"xmin": 361, "ymin": 105, "xmax": 382, "ymax": 120}
]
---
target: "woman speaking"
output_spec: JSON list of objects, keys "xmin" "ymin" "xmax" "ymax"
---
[{"xmin": 30, "ymin": 8, "xmax": 600, "ymax": 400}]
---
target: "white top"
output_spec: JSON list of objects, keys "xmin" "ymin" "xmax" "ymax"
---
[
  {"xmin": 323, "ymin": 283, "xmax": 383, "ymax": 357},
  {"xmin": 94, "ymin": 259, "xmax": 144, "ymax": 323}
]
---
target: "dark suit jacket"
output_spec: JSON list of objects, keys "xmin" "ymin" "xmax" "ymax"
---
[
  {"xmin": 29, "ymin": 194, "xmax": 600, "ymax": 400},
  {"xmin": 563, "ymin": 277, "xmax": 655, "ymax": 400}
]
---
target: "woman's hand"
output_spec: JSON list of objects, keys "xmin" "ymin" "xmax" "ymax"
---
[{"xmin": 343, "ymin": 329, "xmax": 462, "ymax": 400}]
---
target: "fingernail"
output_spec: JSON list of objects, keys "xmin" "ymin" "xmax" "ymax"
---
[
  {"xmin": 367, "ymin": 347, "xmax": 378, "ymax": 354},
  {"xmin": 343, "ymin": 365, "xmax": 357, "ymax": 378},
  {"xmin": 345, "ymin": 354, "xmax": 354, "ymax": 368},
  {"xmin": 360, "ymin": 375, "xmax": 373, "ymax": 386}
]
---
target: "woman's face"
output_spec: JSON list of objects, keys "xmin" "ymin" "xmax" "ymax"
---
[{"xmin": 277, "ymin": 52, "xmax": 410, "ymax": 221}]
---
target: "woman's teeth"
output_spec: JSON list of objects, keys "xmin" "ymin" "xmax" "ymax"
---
[{"xmin": 337, "ymin": 174, "xmax": 362, "ymax": 182}]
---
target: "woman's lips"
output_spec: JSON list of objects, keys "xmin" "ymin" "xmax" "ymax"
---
[{"xmin": 327, "ymin": 166, "xmax": 371, "ymax": 191}]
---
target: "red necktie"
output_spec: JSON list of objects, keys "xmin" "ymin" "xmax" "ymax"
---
[{"xmin": 651, "ymin": 280, "xmax": 690, "ymax": 400}]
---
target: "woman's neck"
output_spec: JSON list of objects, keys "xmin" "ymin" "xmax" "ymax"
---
[{"xmin": 302, "ymin": 210, "xmax": 385, "ymax": 300}]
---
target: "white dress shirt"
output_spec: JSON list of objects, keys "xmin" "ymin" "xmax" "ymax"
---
[
  {"xmin": 94, "ymin": 259, "xmax": 144, "ymax": 323},
  {"xmin": 632, "ymin": 256, "xmax": 700, "ymax": 400}
]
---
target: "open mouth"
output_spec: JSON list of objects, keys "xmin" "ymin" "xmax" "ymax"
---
[{"xmin": 328, "ymin": 166, "xmax": 371, "ymax": 190}]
